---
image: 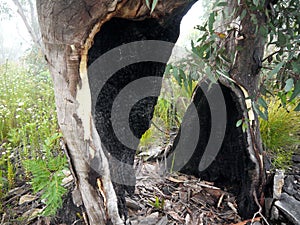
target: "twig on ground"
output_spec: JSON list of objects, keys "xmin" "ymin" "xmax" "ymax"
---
[
  {"xmin": 251, "ymin": 190, "xmax": 270, "ymax": 225},
  {"xmin": 217, "ymin": 193, "xmax": 225, "ymax": 208}
]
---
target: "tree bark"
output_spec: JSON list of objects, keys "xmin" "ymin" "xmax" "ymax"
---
[
  {"xmin": 168, "ymin": 0, "xmax": 267, "ymax": 219},
  {"xmin": 37, "ymin": 0, "xmax": 268, "ymax": 222},
  {"xmin": 36, "ymin": 0, "xmax": 195, "ymax": 224}
]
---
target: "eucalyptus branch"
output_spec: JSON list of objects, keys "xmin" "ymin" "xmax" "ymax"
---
[
  {"xmin": 262, "ymin": 49, "xmax": 298, "ymax": 62},
  {"xmin": 262, "ymin": 50, "xmax": 281, "ymax": 62}
]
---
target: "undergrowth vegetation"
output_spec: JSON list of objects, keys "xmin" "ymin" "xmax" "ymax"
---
[
  {"xmin": 139, "ymin": 72, "xmax": 197, "ymax": 154},
  {"xmin": 0, "ymin": 51, "xmax": 67, "ymax": 216},
  {"xmin": 260, "ymin": 97, "xmax": 300, "ymax": 169}
]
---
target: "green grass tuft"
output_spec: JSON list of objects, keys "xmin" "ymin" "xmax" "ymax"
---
[{"xmin": 260, "ymin": 97, "xmax": 300, "ymax": 169}]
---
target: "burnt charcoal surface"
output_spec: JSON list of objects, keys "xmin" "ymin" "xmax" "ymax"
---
[
  {"xmin": 87, "ymin": 10, "xmax": 191, "ymax": 219},
  {"xmin": 169, "ymin": 82, "xmax": 257, "ymax": 219}
]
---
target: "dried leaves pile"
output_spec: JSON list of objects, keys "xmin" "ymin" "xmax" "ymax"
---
[{"xmin": 127, "ymin": 160, "xmax": 244, "ymax": 225}]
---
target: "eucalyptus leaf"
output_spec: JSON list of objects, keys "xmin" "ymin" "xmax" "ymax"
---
[
  {"xmin": 208, "ymin": 12, "xmax": 216, "ymax": 34},
  {"xmin": 236, "ymin": 119, "xmax": 243, "ymax": 127},
  {"xmin": 151, "ymin": 0, "xmax": 158, "ymax": 13},
  {"xmin": 253, "ymin": 102, "xmax": 268, "ymax": 120},
  {"xmin": 253, "ymin": 0, "xmax": 259, "ymax": 7},
  {"xmin": 290, "ymin": 80, "xmax": 300, "ymax": 102},
  {"xmin": 165, "ymin": 64, "xmax": 172, "ymax": 75},
  {"xmin": 173, "ymin": 67, "xmax": 181, "ymax": 85},
  {"xmin": 145, "ymin": 0, "xmax": 150, "ymax": 9},
  {"xmin": 259, "ymin": 25, "xmax": 268, "ymax": 38},
  {"xmin": 268, "ymin": 61, "xmax": 284, "ymax": 79},
  {"xmin": 277, "ymin": 32, "xmax": 286, "ymax": 46},
  {"xmin": 284, "ymin": 78, "xmax": 294, "ymax": 92},
  {"xmin": 242, "ymin": 122, "xmax": 248, "ymax": 133},
  {"xmin": 250, "ymin": 14, "xmax": 258, "ymax": 25},
  {"xmin": 258, "ymin": 97, "xmax": 268, "ymax": 110},
  {"xmin": 294, "ymin": 102, "xmax": 300, "ymax": 111},
  {"xmin": 291, "ymin": 60, "xmax": 300, "ymax": 73},
  {"xmin": 240, "ymin": 9, "xmax": 247, "ymax": 20}
]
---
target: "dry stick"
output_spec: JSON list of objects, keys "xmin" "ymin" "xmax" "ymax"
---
[
  {"xmin": 198, "ymin": 182, "xmax": 220, "ymax": 190},
  {"xmin": 72, "ymin": 219, "xmax": 82, "ymax": 225},
  {"xmin": 251, "ymin": 190, "xmax": 270, "ymax": 225},
  {"xmin": 217, "ymin": 193, "xmax": 225, "ymax": 208},
  {"xmin": 1, "ymin": 213, "xmax": 6, "ymax": 225},
  {"xmin": 82, "ymin": 211, "xmax": 89, "ymax": 225}
]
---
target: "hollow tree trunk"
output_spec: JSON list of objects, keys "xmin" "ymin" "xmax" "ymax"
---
[
  {"xmin": 168, "ymin": 0, "xmax": 268, "ymax": 219},
  {"xmin": 37, "ymin": 0, "xmax": 269, "ymax": 223},
  {"xmin": 36, "ymin": 0, "xmax": 195, "ymax": 224}
]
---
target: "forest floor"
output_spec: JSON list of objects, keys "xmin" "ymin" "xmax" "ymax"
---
[
  {"xmin": 1, "ymin": 151, "xmax": 299, "ymax": 225},
  {"xmin": 127, "ymin": 159, "xmax": 245, "ymax": 225}
]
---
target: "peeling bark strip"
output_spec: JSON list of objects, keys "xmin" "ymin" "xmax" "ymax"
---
[{"xmin": 36, "ymin": 0, "xmax": 196, "ymax": 224}]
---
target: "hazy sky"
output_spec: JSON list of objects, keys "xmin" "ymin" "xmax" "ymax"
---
[
  {"xmin": 0, "ymin": 17, "xmax": 31, "ymax": 46},
  {"xmin": 0, "ymin": 1, "xmax": 32, "ymax": 61}
]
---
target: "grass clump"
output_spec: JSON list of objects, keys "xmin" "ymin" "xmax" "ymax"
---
[{"xmin": 260, "ymin": 97, "xmax": 300, "ymax": 169}]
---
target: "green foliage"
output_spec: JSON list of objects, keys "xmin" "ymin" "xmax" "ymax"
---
[
  {"xmin": 165, "ymin": 64, "xmax": 199, "ymax": 98},
  {"xmin": 191, "ymin": 7, "xmax": 234, "ymax": 83},
  {"xmin": 261, "ymin": 0, "xmax": 300, "ymax": 109},
  {"xmin": 0, "ymin": 55, "xmax": 65, "ymax": 217},
  {"xmin": 149, "ymin": 196, "xmax": 165, "ymax": 210},
  {"xmin": 236, "ymin": 118, "xmax": 250, "ymax": 133},
  {"xmin": 154, "ymin": 98, "xmax": 178, "ymax": 130},
  {"xmin": 139, "ymin": 97, "xmax": 180, "ymax": 153},
  {"xmin": 24, "ymin": 132, "xmax": 67, "ymax": 216},
  {"xmin": 7, "ymin": 157, "xmax": 14, "ymax": 189},
  {"xmin": 24, "ymin": 154, "xmax": 67, "ymax": 216},
  {"xmin": 260, "ymin": 97, "xmax": 300, "ymax": 169},
  {"xmin": 192, "ymin": 0, "xmax": 300, "ymax": 113},
  {"xmin": 138, "ymin": 68, "xmax": 195, "ymax": 153},
  {"xmin": 0, "ymin": 147, "xmax": 15, "ymax": 199},
  {"xmin": 0, "ymin": 62, "xmax": 57, "ymax": 147},
  {"xmin": 140, "ymin": 128, "xmax": 154, "ymax": 150},
  {"xmin": 180, "ymin": 0, "xmax": 300, "ymax": 171},
  {"xmin": 0, "ymin": 61, "xmax": 58, "ymax": 161}
]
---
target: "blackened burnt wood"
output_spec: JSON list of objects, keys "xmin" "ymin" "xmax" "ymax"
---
[
  {"xmin": 88, "ymin": 10, "xmax": 193, "ymax": 220},
  {"xmin": 168, "ymin": 81, "xmax": 260, "ymax": 219}
]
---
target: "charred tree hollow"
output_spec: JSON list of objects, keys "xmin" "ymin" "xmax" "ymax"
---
[
  {"xmin": 168, "ymin": 81, "xmax": 259, "ymax": 219},
  {"xmin": 87, "ymin": 14, "xmax": 189, "ymax": 218}
]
